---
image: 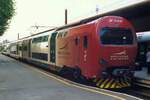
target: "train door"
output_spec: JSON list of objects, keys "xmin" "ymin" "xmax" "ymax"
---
[
  {"xmin": 18, "ymin": 42, "xmax": 22, "ymax": 58},
  {"xmin": 79, "ymin": 35, "xmax": 89, "ymax": 68},
  {"xmin": 50, "ymin": 32, "xmax": 58, "ymax": 63},
  {"xmin": 28, "ymin": 39, "xmax": 31, "ymax": 58},
  {"xmin": 16, "ymin": 43, "xmax": 18, "ymax": 55},
  {"xmin": 75, "ymin": 36, "xmax": 80, "ymax": 66}
]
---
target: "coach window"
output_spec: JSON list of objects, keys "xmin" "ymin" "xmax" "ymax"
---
[
  {"xmin": 57, "ymin": 32, "xmax": 63, "ymax": 38},
  {"xmin": 32, "ymin": 39, "xmax": 34, "ymax": 43},
  {"xmin": 63, "ymin": 32, "xmax": 68, "ymax": 37},
  {"xmin": 75, "ymin": 37, "xmax": 79, "ymax": 45},
  {"xmin": 34, "ymin": 38, "xmax": 37, "ymax": 43},
  {"xmin": 45, "ymin": 35, "xmax": 49, "ymax": 41},
  {"xmin": 39, "ymin": 37, "xmax": 42, "ymax": 42},
  {"xmin": 42, "ymin": 36, "xmax": 48, "ymax": 42},
  {"xmin": 41, "ymin": 36, "xmax": 44, "ymax": 42},
  {"xmin": 83, "ymin": 36, "xmax": 88, "ymax": 48},
  {"xmin": 33, "ymin": 38, "xmax": 38, "ymax": 43}
]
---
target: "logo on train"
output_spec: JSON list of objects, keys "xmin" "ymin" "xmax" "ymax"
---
[{"xmin": 110, "ymin": 50, "xmax": 129, "ymax": 60}]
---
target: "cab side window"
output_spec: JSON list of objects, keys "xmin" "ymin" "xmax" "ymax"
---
[
  {"xmin": 75, "ymin": 37, "xmax": 79, "ymax": 45},
  {"xmin": 83, "ymin": 36, "xmax": 88, "ymax": 48}
]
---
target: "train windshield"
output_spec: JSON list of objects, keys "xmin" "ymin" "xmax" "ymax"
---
[{"xmin": 100, "ymin": 27, "xmax": 133, "ymax": 45}]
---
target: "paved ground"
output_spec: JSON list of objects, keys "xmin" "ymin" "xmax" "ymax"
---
[{"xmin": 0, "ymin": 54, "xmax": 140, "ymax": 100}]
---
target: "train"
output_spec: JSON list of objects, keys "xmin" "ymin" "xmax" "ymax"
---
[
  {"xmin": 3, "ymin": 16, "xmax": 138, "ymax": 88},
  {"xmin": 136, "ymin": 31, "xmax": 150, "ymax": 68}
]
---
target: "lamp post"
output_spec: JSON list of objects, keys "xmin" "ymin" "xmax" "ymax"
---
[{"xmin": 65, "ymin": 9, "xmax": 68, "ymax": 25}]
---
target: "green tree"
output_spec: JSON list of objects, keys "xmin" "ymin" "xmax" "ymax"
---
[{"xmin": 0, "ymin": 0, "xmax": 15, "ymax": 35}]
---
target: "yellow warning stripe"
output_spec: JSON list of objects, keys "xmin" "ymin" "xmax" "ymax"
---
[
  {"xmin": 96, "ymin": 79, "xmax": 104, "ymax": 86},
  {"xmin": 123, "ymin": 80, "xmax": 128, "ymax": 87},
  {"xmin": 95, "ymin": 77, "xmax": 131, "ymax": 89},
  {"xmin": 105, "ymin": 79, "xmax": 114, "ymax": 88},
  {"xmin": 126, "ymin": 81, "xmax": 130, "ymax": 86},
  {"xmin": 117, "ymin": 81, "xmax": 123, "ymax": 88},
  {"xmin": 119, "ymin": 79, "xmax": 126, "ymax": 87},
  {"xmin": 100, "ymin": 79, "xmax": 110, "ymax": 88},
  {"xmin": 122, "ymin": 79, "xmax": 130, "ymax": 87},
  {"xmin": 124, "ymin": 78, "xmax": 130, "ymax": 87},
  {"xmin": 116, "ymin": 85, "xmax": 121, "ymax": 88},
  {"xmin": 109, "ymin": 79, "xmax": 116, "ymax": 88},
  {"xmin": 111, "ymin": 82, "xmax": 116, "ymax": 88}
]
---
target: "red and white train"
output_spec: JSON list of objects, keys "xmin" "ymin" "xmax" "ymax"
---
[{"xmin": 4, "ymin": 16, "xmax": 137, "ymax": 81}]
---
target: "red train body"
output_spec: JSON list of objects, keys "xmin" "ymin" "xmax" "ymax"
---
[
  {"xmin": 6, "ymin": 16, "xmax": 137, "ymax": 81},
  {"xmin": 56, "ymin": 16, "xmax": 137, "ymax": 79}
]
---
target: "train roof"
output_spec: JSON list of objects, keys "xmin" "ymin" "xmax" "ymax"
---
[
  {"xmin": 30, "ymin": 29, "xmax": 55, "ymax": 39},
  {"xmin": 14, "ymin": 15, "xmax": 101, "ymax": 42},
  {"xmin": 31, "ymin": 28, "xmax": 56, "ymax": 36},
  {"xmin": 56, "ymin": 16, "xmax": 103, "ymax": 31},
  {"xmin": 16, "ymin": 28, "xmax": 56, "ymax": 42}
]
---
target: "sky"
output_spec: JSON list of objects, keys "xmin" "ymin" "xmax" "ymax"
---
[{"xmin": 0, "ymin": 0, "xmax": 145, "ymax": 42}]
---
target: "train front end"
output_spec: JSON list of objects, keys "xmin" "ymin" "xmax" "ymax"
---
[{"xmin": 94, "ymin": 16, "xmax": 137, "ymax": 88}]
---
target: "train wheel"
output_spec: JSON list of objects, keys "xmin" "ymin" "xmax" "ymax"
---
[
  {"xmin": 73, "ymin": 68, "xmax": 87, "ymax": 84},
  {"xmin": 73, "ymin": 68, "xmax": 81, "ymax": 79}
]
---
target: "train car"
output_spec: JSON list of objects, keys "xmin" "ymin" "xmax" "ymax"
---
[
  {"xmin": 21, "ymin": 37, "xmax": 31, "ymax": 61},
  {"xmin": 6, "ymin": 16, "xmax": 137, "ymax": 88},
  {"xmin": 55, "ymin": 16, "xmax": 137, "ymax": 80},
  {"xmin": 8, "ymin": 39, "xmax": 24, "ymax": 60},
  {"xmin": 1, "ymin": 43, "xmax": 10, "ymax": 56},
  {"xmin": 30, "ymin": 31, "xmax": 51, "ymax": 67},
  {"xmin": 9, "ymin": 41, "xmax": 20, "ymax": 58},
  {"xmin": 136, "ymin": 31, "xmax": 150, "ymax": 67},
  {"xmin": 17, "ymin": 40, "xmax": 23, "ymax": 59}
]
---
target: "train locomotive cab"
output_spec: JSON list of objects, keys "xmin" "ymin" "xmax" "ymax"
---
[{"xmin": 94, "ymin": 16, "xmax": 137, "ymax": 78}]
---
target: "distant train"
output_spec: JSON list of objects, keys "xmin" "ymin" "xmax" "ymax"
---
[
  {"xmin": 3, "ymin": 16, "xmax": 137, "ymax": 88},
  {"xmin": 136, "ymin": 31, "xmax": 150, "ymax": 67}
]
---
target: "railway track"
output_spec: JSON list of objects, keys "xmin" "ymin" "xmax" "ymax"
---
[
  {"xmin": 122, "ymin": 78, "xmax": 150, "ymax": 100},
  {"xmin": 114, "ymin": 85, "xmax": 150, "ymax": 100},
  {"xmin": 133, "ymin": 78, "xmax": 150, "ymax": 88}
]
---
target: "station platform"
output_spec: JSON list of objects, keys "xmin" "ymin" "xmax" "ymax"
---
[
  {"xmin": 0, "ymin": 54, "xmax": 141, "ymax": 100},
  {"xmin": 134, "ymin": 67, "xmax": 150, "ymax": 88},
  {"xmin": 134, "ymin": 67, "xmax": 150, "ymax": 80}
]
